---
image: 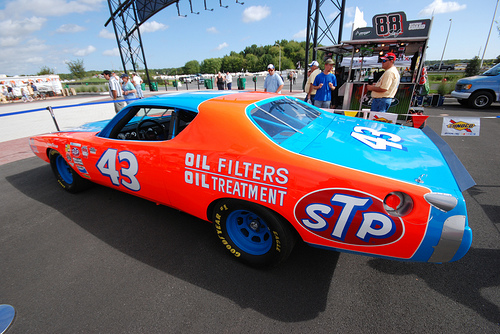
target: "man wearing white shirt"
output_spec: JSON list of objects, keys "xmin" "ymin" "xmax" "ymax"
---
[
  {"xmin": 131, "ymin": 72, "xmax": 144, "ymax": 98},
  {"xmin": 225, "ymin": 72, "xmax": 233, "ymax": 90},
  {"xmin": 102, "ymin": 70, "xmax": 126, "ymax": 113}
]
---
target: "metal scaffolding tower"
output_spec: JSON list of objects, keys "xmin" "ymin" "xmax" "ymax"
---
[
  {"xmin": 104, "ymin": 0, "xmax": 345, "ymax": 91},
  {"xmin": 304, "ymin": 0, "xmax": 346, "ymax": 85},
  {"xmin": 105, "ymin": 0, "xmax": 178, "ymax": 90}
]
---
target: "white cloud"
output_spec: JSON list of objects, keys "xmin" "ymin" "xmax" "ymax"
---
[
  {"xmin": 103, "ymin": 48, "xmax": 120, "ymax": 57},
  {"xmin": 419, "ymin": 0, "xmax": 466, "ymax": 17},
  {"xmin": 242, "ymin": 5, "xmax": 271, "ymax": 23},
  {"xmin": 344, "ymin": 7, "xmax": 356, "ymax": 18},
  {"xmin": 0, "ymin": 37, "xmax": 21, "ymax": 47},
  {"xmin": 99, "ymin": 29, "xmax": 115, "ymax": 39},
  {"xmin": 0, "ymin": 16, "xmax": 46, "ymax": 37},
  {"xmin": 0, "ymin": 0, "xmax": 105, "ymax": 19},
  {"xmin": 0, "ymin": 37, "xmax": 50, "ymax": 74},
  {"xmin": 139, "ymin": 21, "xmax": 168, "ymax": 33},
  {"xmin": 56, "ymin": 24, "xmax": 85, "ymax": 33},
  {"xmin": 26, "ymin": 56, "xmax": 44, "ymax": 63},
  {"xmin": 293, "ymin": 29, "xmax": 306, "ymax": 40},
  {"xmin": 74, "ymin": 45, "xmax": 96, "ymax": 56},
  {"xmin": 207, "ymin": 27, "xmax": 218, "ymax": 34},
  {"xmin": 215, "ymin": 42, "xmax": 229, "ymax": 51}
]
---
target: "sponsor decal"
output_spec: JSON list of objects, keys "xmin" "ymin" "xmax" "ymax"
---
[
  {"xmin": 184, "ymin": 153, "xmax": 289, "ymax": 207},
  {"xmin": 355, "ymin": 30, "xmax": 371, "ymax": 37},
  {"xmin": 82, "ymin": 146, "xmax": 89, "ymax": 158},
  {"xmin": 73, "ymin": 158, "xmax": 83, "ymax": 165},
  {"xmin": 295, "ymin": 188, "xmax": 404, "ymax": 246},
  {"xmin": 408, "ymin": 22, "xmax": 426, "ymax": 30},
  {"xmin": 89, "ymin": 147, "xmax": 97, "ymax": 154},
  {"xmin": 372, "ymin": 116, "xmax": 393, "ymax": 123},
  {"xmin": 447, "ymin": 120, "xmax": 475, "ymax": 132},
  {"xmin": 66, "ymin": 153, "xmax": 72, "ymax": 162},
  {"xmin": 71, "ymin": 147, "xmax": 80, "ymax": 157},
  {"xmin": 76, "ymin": 165, "xmax": 88, "ymax": 174},
  {"xmin": 369, "ymin": 111, "xmax": 398, "ymax": 124},
  {"xmin": 441, "ymin": 116, "xmax": 480, "ymax": 136}
]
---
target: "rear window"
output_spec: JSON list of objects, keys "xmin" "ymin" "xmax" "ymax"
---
[{"xmin": 249, "ymin": 98, "xmax": 321, "ymax": 144}]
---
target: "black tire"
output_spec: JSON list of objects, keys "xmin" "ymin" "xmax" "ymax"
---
[
  {"xmin": 468, "ymin": 91, "xmax": 493, "ymax": 109},
  {"xmin": 457, "ymin": 99, "xmax": 468, "ymax": 106},
  {"xmin": 213, "ymin": 199, "xmax": 297, "ymax": 268},
  {"xmin": 49, "ymin": 149, "xmax": 91, "ymax": 193}
]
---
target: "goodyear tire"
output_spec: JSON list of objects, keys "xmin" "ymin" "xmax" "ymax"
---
[
  {"xmin": 213, "ymin": 199, "xmax": 296, "ymax": 268},
  {"xmin": 49, "ymin": 149, "xmax": 91, "ymax": 193},
  {"xmin": 468, "ymin": 91, "xmax": 493, "ymax": 109}
]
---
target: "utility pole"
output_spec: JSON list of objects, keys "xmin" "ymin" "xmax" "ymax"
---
[
  {"xmin": 480, "ymin": 0, "xmax": 499, "ymax": 68},
  {"xmin": 438, "ymin": 19, "xmax": 452, "ymax": 70}
]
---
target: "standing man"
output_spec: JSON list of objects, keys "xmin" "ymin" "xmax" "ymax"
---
[
  {"xmin": 312, "ymin": 59, "xmax": 337, "ymax": 109},
  {"xmin": 102, "ymin": 70, "xmax": 126, "ymax": 113},
  {"xmin": 304, "ymin": 60, "xmax": 321, "ymax": 104},
  {"xmin": 131, "ymin": 72, "xmax": 144, "ymax": 99},
  {"xmin": 367, "ymin": 52, "xmax": 400, "ymax": 113},
  {"xmin": 225, "ymin": 72, "xmax": 232, "ymax": 90},
  {"xmin": 264, "ymin": 64, "xmax": 284, "ymax": 94}
]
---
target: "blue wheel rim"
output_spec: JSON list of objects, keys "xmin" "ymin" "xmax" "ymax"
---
[
  {"xmin": 226, "ymin": 209, "xmax": 272, "ymax": 255},
  {"xmin": 56, "ymin": 155, "xmax": 73, "ymax": 184}
]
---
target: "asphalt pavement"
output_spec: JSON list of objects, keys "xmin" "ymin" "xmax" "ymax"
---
[{"xmin": 0, "ymin": 91, "xmax": 499, "ymax": 333}]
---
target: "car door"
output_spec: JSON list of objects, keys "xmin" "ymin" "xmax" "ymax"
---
[{"xmin": 80, "ymin": 105, "xmax": 177, "ymax": 205}]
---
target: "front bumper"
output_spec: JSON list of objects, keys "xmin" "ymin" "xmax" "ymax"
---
[{"xmin": 451, "ymin": 91, "xmax": 471, "ymax": 100}]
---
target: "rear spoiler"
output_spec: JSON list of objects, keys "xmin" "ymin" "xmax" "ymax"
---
[{"xmin": 422, "ymin": 126, "xmax": 476, "ymax": 192}]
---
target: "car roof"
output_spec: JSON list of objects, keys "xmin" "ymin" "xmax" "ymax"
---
[{"xmin": 131, "ymin": 91, "xmax": 243, "ymax": 111}]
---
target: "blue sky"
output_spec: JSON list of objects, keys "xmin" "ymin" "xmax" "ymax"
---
[{"xmin": 0, "ymin": 0, "xmax": 499, "ymax": 75}]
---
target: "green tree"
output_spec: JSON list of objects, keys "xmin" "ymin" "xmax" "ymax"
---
[
  {"xmin": 280, "ymin": 57, "xmax": 295, "ymax": 70},
  {"xmin": 66, "ymin": 59, "xmax": 86, "ymax": 79},
  {"xmin": 494, "ymin": 55, "xmax": 500, "ymax": 64},
  {"xmin": 245, "ymin": 54, "xmax": 260, "ymax": 72},
  {"xmin": 184, "ymin": 60, "xmax": 200, "ymax": 74},
  {"xmin": 222, "ymin": 52, "xmax": 244, "ymax": 72},
  {"xmin": 200, "ymin": 58, "xmax": 222, "ymax": 74},
  {"xmin": 259, "ymin": 54, "xmax": 274, "ymax": 71},
  {"xmin": 465, "ymin": 56, "xmax": 481, "ymax": 77},
  {"xmin": 37, "ymin": 66, "xmax": 55, "ymax": 75}
]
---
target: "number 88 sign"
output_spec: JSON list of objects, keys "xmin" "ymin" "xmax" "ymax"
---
[{"xmin": 375, "ymin": 13, "xmax": 403, "ymax": 37}]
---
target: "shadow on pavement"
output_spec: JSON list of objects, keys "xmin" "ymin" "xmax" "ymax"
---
[
  {"xmin": 6, "ymin": 162, "xmax": 339, "ymax": 322},
  {"xmin": 368, "ymin": 248, "xmax": 500, "ymax": 325}
]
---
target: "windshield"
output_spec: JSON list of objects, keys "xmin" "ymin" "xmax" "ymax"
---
[
  {"xmin": 481, "ymin": 63, "xmax": 500, "ymax": 76},
  {"xmin": 249, "ymin": 97, "xmax": 321, "ymax": 144}
]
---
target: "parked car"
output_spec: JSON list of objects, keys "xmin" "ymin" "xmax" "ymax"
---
[
  {"xmin": 451, "ymin": 62, "xmax": 500, "ymax": 108},
  {"xmin": 29, "ymin": 91, "xmax": 474, "ymax": 268},
  {"xmin": 427, "ymin": 63, "xmax": 454, "ymax": 71}
]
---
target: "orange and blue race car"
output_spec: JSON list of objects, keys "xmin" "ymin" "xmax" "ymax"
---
[{"xmin": 29, "ymin": 91, "xmax": 474, "ymax": 268}]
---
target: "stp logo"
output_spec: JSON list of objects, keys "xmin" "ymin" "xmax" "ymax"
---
[{"xmin": 294, "ymin": 189, "xmax": 404, "ymax": 246}]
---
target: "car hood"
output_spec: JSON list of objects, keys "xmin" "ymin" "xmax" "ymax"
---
[
  {"xmin": 457, "ymin": 74, "xmax": 497, "ymax": 84},
  {"xmin": 282, "ymin": 113, "xmax": 468, "ymax": 192}
]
